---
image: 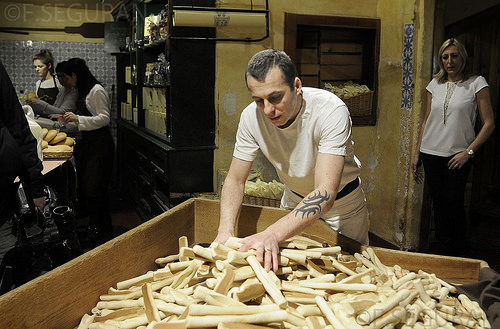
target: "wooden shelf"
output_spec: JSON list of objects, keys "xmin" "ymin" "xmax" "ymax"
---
[{"xmin": 113, "ymin": 0, "xmax": 216, "ymax": 216}]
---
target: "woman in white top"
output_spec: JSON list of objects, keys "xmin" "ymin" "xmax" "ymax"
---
[
  {"xmin": 54, "ymin": 57, "xmax": 114, "ymax": 247},
  {"xmin": 412, "ymin": 38, "xmax": 495, "ymax": 256},
  {"xmin": 31, "ymin": 49, "xmax": 61, "ymax": 105}
]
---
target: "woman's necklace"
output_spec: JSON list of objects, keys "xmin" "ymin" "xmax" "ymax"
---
[{"xmin": 443, "ymin": 80, "xmax": 458, "ymax": 125}]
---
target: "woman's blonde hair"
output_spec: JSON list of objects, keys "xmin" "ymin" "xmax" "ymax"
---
[{"xmin": 434, "ymin": 38, "xmax": 470, "ymax": 83}]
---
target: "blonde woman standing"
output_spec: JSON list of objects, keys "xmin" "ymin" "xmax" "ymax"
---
[{"xmin": 412, "ymin": 38, "xmax": 495, "ymax": 256}]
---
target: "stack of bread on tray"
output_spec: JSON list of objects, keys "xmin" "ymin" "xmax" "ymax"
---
[{"xmin": 42, "ymin": 128, "xmax": 74, "ymax": 158}]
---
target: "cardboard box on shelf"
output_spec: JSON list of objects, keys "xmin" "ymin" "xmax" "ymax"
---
[
  {"xmin": 0, "ymin": 198, "xmax": 488, "ymax": 328},
  {"xmin": 125, "ymin": 66, "xmax": 131, "ymax": 84}
]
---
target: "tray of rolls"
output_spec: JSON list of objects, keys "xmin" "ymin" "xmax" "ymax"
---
[{"xmin": 41, "ymin": 128, "xmax": 75, "ymax": 159}]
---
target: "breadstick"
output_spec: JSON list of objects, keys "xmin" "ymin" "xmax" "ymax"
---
[
  {"xmin": 327, "ymin": 257, "xmax": 358, "ymax": 276},
  {"xmin": 305, "ymin": 259, "xmax": 327, "ymax": 278},
  {"xmin": 188, "ymin": 304, "xmax": 279, "ymax": 316},
  {"xmin": 117, "ymin": 272, "xmax": 154, "ymax": 290},
  {"xmin": 281, "ymin": 281, "xmax": 327, "ymax": 297},
  {"xmin": 315, "ymin": 295, "xmax": 347, "ymax": 329},
  {"xmin": 284, "ymin": 291, "xmax": 319, "ymax": 304},
  {"xmin": 168, "ymin": 260, "xmax": 194, "ymax": 272},
  {"xmin": 437, "ymin": 310, "xmax": 478, "ymax": 328},
  {"xmin": 94, "ymin": 307, "xmax": 144, "ymax": 322},
  {"xmin": 185, "ymin": 310, "xmax": 288, "ymax": 328},
  {"xmin": 306, "ymin": 246, "xmax": 342, "ymax": 256},
  {"xmin": 458, "ymin": 294, "xmax": 483, "ymax": 320},
  {"xmin": 356, "ymin": 289, "xmax": 410, "ymax": 325},
  {"xmin": 305, "ymin": 316, "xmax": 326, "ymax": 329},
  {"xmin": 155, "ymin": 254, "xmax": 179, "ymax": 266},
  {"xmin": 153, "ymin": 299, "xmax": 186, "ymax": 315},
  {"xmin": 331, "ymin": 303, "xmax": 363, "ymax": 329},
  {"xmin": 339, "ymin": 267, "xmax": 375, "ymax": 284},
  {"xmin": 227, "ymin": 250, "xmax": 254, "ymax": 264},
  {"xmin": 299, "ymin": 281, "xmax": 377, "ymax": 292},
  {"xmin": 218, "ymin": 323, "xmax": 275, "ymax": 329},
  {"xmin": 142, "ymin": 283, "xmax": 162, "ymax": 322},
  {"xmin": 418, "ymin": 270, "xmax": 458, "ymax": 294},
  {"xmin": 247, "ymin": 255, "xmax": 287, "ymax": 309},
  {"xmin": 96, "ymin": 300, "xmax": 141, "ymax": 310},
  {"xmin": 392, "ymin": 272, "xmax": 416, "ymax": 290},
  {"xmin": 179, "ymin": 247, "xmax": 209, "ymax": 262},
  {"xmin": 179, "ymin": 236, "xmax": 189, "ymax": 262},
  {"xmin": 308, "ymin": 273, "xmax": 336, "ymax": 283},
  {"xmin": 170, "ymin": 261, "xmax": 198, "ymax": 289},
  {"xmin": 285, "ymin": 306, "xmax": 307, "ymax": 327},
  {"xmin": 366, "ymin": 306, "xmax": 406, "ymax": 329},
  {"xmin": 279, "ymin": 250, "xmax": 307, "ymax": 266},
  {"xmin": 192, "ymin": 245, "xmax": 214, "ymax": 261},
  {"xmin": 366, "ymin": 248, "xmax": 393, "ymax": 276},
  {"xmin": 296, "ymin": 304, "xmax": 322, "ymax": 317},
  {"xmin": 193, "ymin": 286, "xmax": 245, "ymax": 307},
  {"xmin": 232, "ymin": 265, "xmax": 256, "ymax": 281},
  {"xmin": 415, "ymin": 299, "xmax": 452, "ymax": 329},
  {"xmin": 224, "ymin": 237, "xmax": 243, "ymax": 250},
  {"xmin": 150, "ymin": 320, "xmax": 187, "ymax": 329},
  {"xmin": 233, "ymin": 280, "xmax": 265, "ymax": 302},
  {"xmin": 214, "ymin": 268, "xmax": 235, "ymax": 295},
  {"xmin": 281, "ymin": 248, "xmax": 322, "ymax": 259}
]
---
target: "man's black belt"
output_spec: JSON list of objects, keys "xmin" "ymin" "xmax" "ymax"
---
[{"xmin": 291, "ymin": 177, "xmax": 360, "ymax": 200}]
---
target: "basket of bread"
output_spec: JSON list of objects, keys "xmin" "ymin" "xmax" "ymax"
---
[
  {"xmin": 243, "ymin": 179, "xmax": 285, "ymax": 208},
  {"xmin": 41, "ymin": 128, "xmax": 75, "ymax": 159},
  {"xmin": 324, "ymin": 81, "xmax": 373, "ymax": 116}
]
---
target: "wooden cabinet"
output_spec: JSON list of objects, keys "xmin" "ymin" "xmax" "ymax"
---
[
  {"xmin": 113, "ymin": 0, "xmax": 215, "ymax": 220},
  {"xmin": 285, "ymin": 13, "xmax": 380, "ymax": 125}
]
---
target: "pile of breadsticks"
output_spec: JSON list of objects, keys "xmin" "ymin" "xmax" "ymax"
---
[{"xmin": 76, "ymin": 235, "xmax": 490, "ymax": 329}]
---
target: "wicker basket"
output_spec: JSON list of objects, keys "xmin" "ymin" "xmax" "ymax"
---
[
  {"xmin": 342, "ymin": 91, "xmax": 374, "ymax": 116},
  {"xmin": 42, "ymin": 151, "xmax": 73, "ymax": 159},
  {"xmin": 243, "ymin": 195, "xmax": 281, "ymax": 208}
]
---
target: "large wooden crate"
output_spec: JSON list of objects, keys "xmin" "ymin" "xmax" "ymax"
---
[{"xmin": 0, "ymin": 198, "xmax": 488, "ymax": 328}]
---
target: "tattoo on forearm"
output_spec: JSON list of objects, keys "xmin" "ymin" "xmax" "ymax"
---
[{"xmin": 294, "ymin": 191, "xmax": 330, "ymax": 219}]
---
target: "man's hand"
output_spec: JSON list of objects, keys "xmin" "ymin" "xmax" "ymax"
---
[
  {"xmin": 214, "ymin": 231, "xmax": 233, "ymax": 244},
  {"xmin": 33, "ymin": 196, "xmax": 45, "ymax": 211},
  {"xmin": 239, "ymin": 230, "xmax": 280, "ymax": 273}
]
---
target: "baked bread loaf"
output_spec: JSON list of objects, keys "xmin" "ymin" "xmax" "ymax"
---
[
  {"xmin": 50, "ymin": 132, "xmax": 67, "ymax": 145},
  {"xmin": 44, "ymin": 129, "xmax": 57, "ymax": 143}
]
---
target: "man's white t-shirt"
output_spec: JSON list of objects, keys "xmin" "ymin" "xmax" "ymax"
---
[
  {"xmin": 421, "ymin": 76, "xmax": 488, "ymax": 156},
  {"xmin": 234, "ymin": 87, "xmax": 361, "ymax": 196},
  {"xmin": 233, "ymin": 87, "xmax": 368, "ymax": 244}
]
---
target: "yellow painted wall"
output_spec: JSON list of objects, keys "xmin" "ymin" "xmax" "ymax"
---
[
  {"xmin": 0, "ymin": 0, "xmax": 437, "ymax": 248},
  {"xmin": 0, "ymin": 2, "xmax": 112, "ymax": 42},
  {"xmin": 214, "ymin": 0, "xmax": 435, "ymax": 248}
]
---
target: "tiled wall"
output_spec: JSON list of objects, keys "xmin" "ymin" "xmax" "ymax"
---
[{"xmin": 0, "ymin": 40, "xmax": 117, "ymax": 137}]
